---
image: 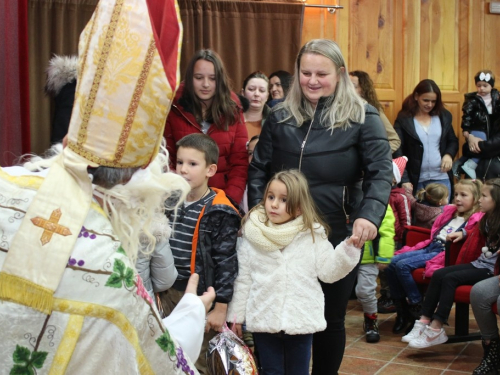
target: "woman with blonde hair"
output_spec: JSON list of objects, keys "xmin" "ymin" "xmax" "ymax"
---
[{"xmin": 248, "ymin": 39, "xmax": 392, "ymax": 373}]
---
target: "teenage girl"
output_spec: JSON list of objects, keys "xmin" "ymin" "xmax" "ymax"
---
[
  {"xmin": 228, "ymin": 170, "xmax": 361, "ymax": 375},
  {"xmin": 386, "ymin": 179, "xmax": 483, "ymax": 334},
  {"xmin": 164, "ymin": 49, "xmax": 248, "ymax": 203}
]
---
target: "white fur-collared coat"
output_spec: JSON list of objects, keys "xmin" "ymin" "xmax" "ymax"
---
[{"xmin": 227, "ymin": 227, "xmax": 361, "ymax": 335}]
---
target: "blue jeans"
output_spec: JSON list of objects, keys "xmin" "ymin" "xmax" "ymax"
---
[
  {"xmin": 417, "ymin": 179, "xmax": 452, "ymax": 203},
  {"xmin": 253, "ymin": 332, "xmax": 313, "ymax": 375},
  {"xmin": 385, "ymin": 241, "xmax": 444, "ymax": 304}
]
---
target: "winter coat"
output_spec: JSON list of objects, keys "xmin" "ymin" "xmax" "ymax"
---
[
  {"xmin": 136, "ymin": 239, "xmax": 177, "ymax": 300},
  {"xmin": 464, "ymin": 116, "xmax": 500, "ymax": 180},
  {"xmin": 164, "ymin": 83, "xmax": 248, "ymax": 203},
  {"xmin": 461, "ymin": 89, "xmax": 500, "ymax": 133},
  {"xmin": 248, "ymin": 98, "xmax": 393, "ymax": 247},
  {"xmin": 362, "ymin": 205, "xmax": 395, "ymax": 264},
  {"xmin": 396, "ymin": 205, "xmax": 482, "ymax": 255},
  {"xmin": 393, "ymin": 109, "xmax": 458, "ymax": 195},
  {"xmin": 389, "ymin": 187, "xmax": 412, "ymax": 243},
  {"xmin": 227, "ymin": 229, "xmax": 360, "ymax": 334},
  {"xmin": 380, "ymin": 111, "xmax": 401, "ymax": 153},
  {"xmin": 169, "ymin": 188, "xmax": 240, "ymax": 303},
  {"xmin": 424, "ymin": 218, "xmax": 485, "ymax": 278},
  {"xmin": 408, "ymin": 195, "xmax": 444, "ymax": 229}
]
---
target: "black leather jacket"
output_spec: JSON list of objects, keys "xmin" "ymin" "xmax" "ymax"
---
[
  {"xmin": 464, "ymin": 117, "xmax": 500, "ymax": 180},
  {"xmin": 461, "ymin": 89, "xmax": 500, "ymax": 133},
  {"xmin": 248, "ymin": 98, "xmax": 392, "ymax": 247},
  {"xmin": 393, "ymin": 109, "xmax": 458, "ymax": 195}
]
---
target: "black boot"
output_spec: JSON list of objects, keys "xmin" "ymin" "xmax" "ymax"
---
[
  {"xmin": 364, "ymin": 313, "xmax": 380, "ymax": 343},
  {"xmin": 473, "ymin": 338, "xmax": 500, "ymax": 375},
  {"xmin": 404, "ymin": 302, "xmax": 423, "ymax": 335},
  {"xmin": 392, "ymin": 299, "xmax": 410, "ymax": 334}
]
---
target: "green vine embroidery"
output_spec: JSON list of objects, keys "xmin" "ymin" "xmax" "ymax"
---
[
  {"xmin": 105, "ymin": 259, "xmax": 135, "ymax": 289},
  {"xmin": 156, "ymin": 331, "xmax": 176, "ymax": 357},
  {"xmin": 10, "ymin": 345, "xmax": 48, "ymax": 375}
]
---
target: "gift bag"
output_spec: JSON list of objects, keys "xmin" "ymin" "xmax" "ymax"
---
[{"xmin": 206, "ymin": 323, "xmax": 258, "ymax": 374}]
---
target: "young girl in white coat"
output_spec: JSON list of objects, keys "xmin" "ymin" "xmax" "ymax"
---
[{"xmin": 228, "ymin": 169, "xmax": 362, "ymax": 375}]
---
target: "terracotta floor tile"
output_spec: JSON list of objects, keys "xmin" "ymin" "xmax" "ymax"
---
[
  {"xmin": 339, "ymin": 355, "xmax": 386, "ymax": 375},
  {"xmin": 337, "ymin": 295, "xmax": 484, "ymax": 375},
  {"xmin": 371, "ymin": 363, "xmax": 443, "ymax": 375},
  {"xmin": 344, "ymin": 341, "xmax": 404, "ymax": 361}
]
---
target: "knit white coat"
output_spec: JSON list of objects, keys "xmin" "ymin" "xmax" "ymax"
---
[{"xmin": 227, "ymin": 227, "xmax": 361, "ymax": 335}]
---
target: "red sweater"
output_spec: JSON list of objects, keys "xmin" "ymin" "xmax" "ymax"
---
[{"xmin": 164, "ymin": 83, "xmax": 248, "ymax": 203}]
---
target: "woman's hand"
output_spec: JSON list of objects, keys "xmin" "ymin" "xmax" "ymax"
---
[
  {"xmin": 352, "ymin": 218, "xmax": 377, "ymax": 248},
  {"xmin": 468, "ymin": 135, "xmax": 482, "ymax": 154},
  {"xmin": 441, "ymin": 154, "xmax": 453, "ymax": 172}
]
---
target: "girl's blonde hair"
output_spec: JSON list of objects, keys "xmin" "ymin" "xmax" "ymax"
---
[
  {"xmin": 454, "ymin": 179, "xmax": 483, "ymax": 221},
  {"xmin": 416, "ymin": 183, "xmax": 449, "ymax": 206},
  {"xmin": 244, "ymin": 169, "xmax": 329, "ymax": 241},
  {"xmin": 281, "ymin": 39, "xmax": 365, "ymax": 131}
]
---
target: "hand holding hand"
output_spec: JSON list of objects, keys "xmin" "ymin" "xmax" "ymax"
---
[
  {"xmin": 446, "ymin": 231, "xmax": 463, "ymax": 243},
  {"xmin": 185, "ymin": 273, "xmax": 215, "ymax": 314},
  {"xmin": 352, "ymin": 218, "xmax": 377, "ymax": 248},
  {"xmin": 345, "ymin": 235, "xmax": 360, "ymax": 247},
  {"xmin": 205, "ymin": 302, "xmax": 227, "ymax": 333}
]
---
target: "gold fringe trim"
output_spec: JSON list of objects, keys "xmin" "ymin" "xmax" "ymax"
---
[{"xmin": 0, "ymin": 272, "xmax": 54, "ymax": 314}]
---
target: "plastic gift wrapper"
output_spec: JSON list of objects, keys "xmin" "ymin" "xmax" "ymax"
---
[{"xmin": 206, "ymin": 323, "xmax": 258, "ymax": 374}]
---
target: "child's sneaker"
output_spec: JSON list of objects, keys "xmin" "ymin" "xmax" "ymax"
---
[
  {"xmin": 461, "ymin": 159, "xmax": 478, "ymax": 179},
  {"xmin": 402, "ymin": 320, "xmax": 426, "ymax": 343},
  {"xmin": 363, "ymin": 313, "xmax": 380, "ymax": 343},
  {"xmin": 408, "ymin": 326, "xmax": 448, "ymax": 348}
]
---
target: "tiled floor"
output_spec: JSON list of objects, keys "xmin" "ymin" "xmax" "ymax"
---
[{"xmin": 339, "ymin": 299, "xmax": 484, "ymax": 375}]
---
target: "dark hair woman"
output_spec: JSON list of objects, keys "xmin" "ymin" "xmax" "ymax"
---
[
  {"xmin": 393, "ymin": 79, "xmax": 458, "ymax": 197},
  {"xmin": 164, "ymin": 49, "xmax": 248, "ymax": 203}
]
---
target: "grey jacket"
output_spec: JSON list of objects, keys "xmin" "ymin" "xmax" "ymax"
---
[{"xmin": 136, "ymin": 240, "xmax": 178, "ymax": 300}]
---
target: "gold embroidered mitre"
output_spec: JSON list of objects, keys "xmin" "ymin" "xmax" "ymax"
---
[
  {"xmin": 0, "ymin": 0, "xmax": 182, "ymax": 315},
  {"xmin": 67, "ymin": 0, "xmax": 182, "ymax": 168}
]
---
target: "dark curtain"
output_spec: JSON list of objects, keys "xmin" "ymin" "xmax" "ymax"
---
[
  {"xmin": 25, "ymin": 0, "xmax": 303, "ymax": 155},
  {"xmin": 28, "ymin": 0, "xmax": 98, "ymax": 155},
  {"xmin": 179, "ymin": 0, "xmax": 304, "ymax": 90},
  {"xmin": 0, "ymin": 0, "xmax": 31, "ymax": 166}
]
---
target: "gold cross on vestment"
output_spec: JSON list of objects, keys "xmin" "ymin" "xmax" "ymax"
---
[{"xmin": 31, "ymin": 208, "xmax": 72, "ymax": 246}]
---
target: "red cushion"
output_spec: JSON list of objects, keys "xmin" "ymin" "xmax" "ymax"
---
[
  {"xmin": 454, "ymin": 285, "xmax": 473, "ymax": 304},
  {"xmin": 411, "ymin": 268, "xmax": 430, "ymax": 285}
]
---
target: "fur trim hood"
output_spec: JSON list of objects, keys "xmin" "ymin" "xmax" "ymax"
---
[{"xmin": 45, "ymin": 55, "xmax": 78, "ymax": 96}]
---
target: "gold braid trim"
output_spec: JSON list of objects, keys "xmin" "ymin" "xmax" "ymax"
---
[
  {"xmin": 0, "ymin": 272, "xmax": 54, "ymax": 315},
  {"xmin": 76, "ymin": 0, "xmax": 124, "ymax": 147},
  {"xmin": 113, "ymin": 38, "xmax": 157, "ymax": 163}
]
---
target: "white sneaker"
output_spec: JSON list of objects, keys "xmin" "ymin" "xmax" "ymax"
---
[
  {"xmin": 408, "ymin": 326, "xmax": 448, "ymax": 348},
  {"xmin": 402, "ymin": 320, "xmax": 426, "ymax": 343}
]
